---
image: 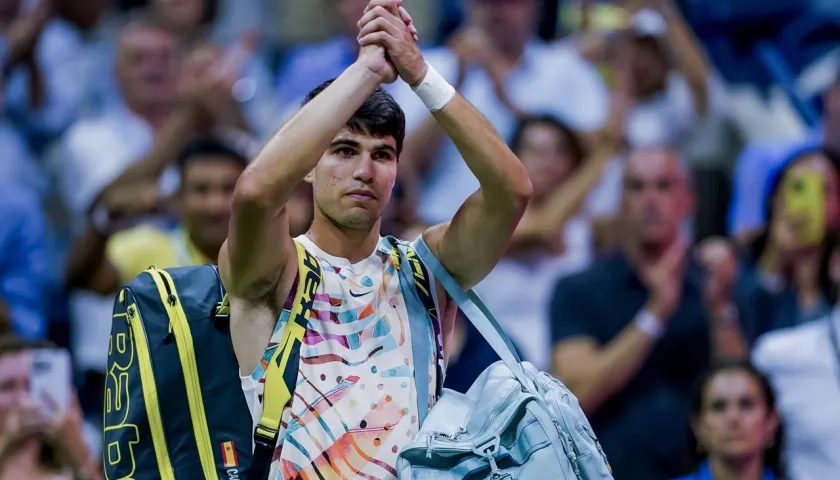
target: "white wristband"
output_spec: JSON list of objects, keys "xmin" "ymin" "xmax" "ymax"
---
[
  {"xmin": 411, "ymin": 63, "xmax": 456, "ymax": 112},
  {"xmin": 634, "ymin": 309, "xmax": 665, "ymax": 339}
]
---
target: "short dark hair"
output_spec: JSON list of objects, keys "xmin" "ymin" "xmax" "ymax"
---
[
  {"xmin": 176, "ymin": 135, "xmax": 249, "ymax": 173},
  {"xmin": 303, "ymin": 79, "xmax": 406, "ymax": 155},
  {"xmin": 509, "ymin": 114, "xmax": 585, "ymax": 169}
]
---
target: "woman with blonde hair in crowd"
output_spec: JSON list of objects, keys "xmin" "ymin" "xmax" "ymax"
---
[{"xmin": 674, "ymin": 360, "xmax": 783, "ymax": 480}]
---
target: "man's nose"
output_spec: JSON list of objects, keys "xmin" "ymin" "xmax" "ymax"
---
[{"xmin": 353, "ymin": 154, "xmax": 375, "ymax": 183}]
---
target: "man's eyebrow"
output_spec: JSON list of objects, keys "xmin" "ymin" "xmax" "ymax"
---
[
  {"xmin": 372, "ymin": 144, "xmax": 397, "ymax": 154},
  {"xmin": 330, "ymin": 138, "xmax": 361, "ymax": 148}
]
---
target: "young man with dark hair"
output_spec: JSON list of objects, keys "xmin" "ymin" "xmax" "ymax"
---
[
  {"xmin": 222, "ymin": 1, "xmax": 532, "ymax": 477},
  {"xmin": 65, "ymin": 134, "xmax": 251, "ymax": 296}
]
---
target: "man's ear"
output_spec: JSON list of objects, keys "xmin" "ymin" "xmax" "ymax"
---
[{"xmin": 304, "ymin": 169, "xmax": 314, "ymax": 184}]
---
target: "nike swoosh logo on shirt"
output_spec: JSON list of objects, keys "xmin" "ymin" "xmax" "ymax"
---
[{"xmin": 349, "ymin": 290, "xmax": 372, "ymax": 298}]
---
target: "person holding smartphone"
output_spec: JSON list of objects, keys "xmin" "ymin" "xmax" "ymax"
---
[
  {"xmin": 738, "ymin": 147, "xmax": 840, "ymax": 335},
  {"xmin": 0, "ymin": 336, "xmax": 99, "ymax": 479}
]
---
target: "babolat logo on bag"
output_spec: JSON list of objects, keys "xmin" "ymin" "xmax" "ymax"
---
[{"xmin": 103, "ymin": 265, "xmax": 256, "ymax": 479}]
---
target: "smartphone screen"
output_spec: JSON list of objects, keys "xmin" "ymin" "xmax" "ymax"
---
[
  {"xmin": 30, "ymin": 348, "xmax": 72, "ymax": 411},
  {"xmin": 783, "ymin": 170, "xmax": 826, "ymax": 246}
]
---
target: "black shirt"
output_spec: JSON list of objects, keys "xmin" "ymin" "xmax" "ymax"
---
[{"xmin": 550, "ymin": 251, "xmax": 753, "ymax": 480}]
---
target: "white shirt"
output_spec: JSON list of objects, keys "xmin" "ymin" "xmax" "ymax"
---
[
  {"xmin": 752, "ymin": 311, "xmax": 840, "ymax": 480},
  {"xmin": 389, "ymin": 41, "xmax": 610, "ymax": 224},
  {"xmin": 476, "ymin": 218, "xmax": 593, "ymax": 369},
  {"xmin": 626, "ymin": 72, "xmax": 729, "ymax": 149},
  {"xmin": 55, "ymin": 106, "xmax": 179, "ymax": 372}
]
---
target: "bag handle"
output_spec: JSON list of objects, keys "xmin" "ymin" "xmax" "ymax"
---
[{"xmin": 414, "ymin": 235, "xmax": 534, "ymax": 392}]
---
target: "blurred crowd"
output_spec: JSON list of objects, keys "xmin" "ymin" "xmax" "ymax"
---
[{"xmin": 0, "ymin": 0, "xmax": 839, "ymax": 478}]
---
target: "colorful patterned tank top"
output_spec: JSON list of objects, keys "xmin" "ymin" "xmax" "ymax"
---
[{"xmin": 244, "ymin": 235, "xmax": 446, "ymax": 479}]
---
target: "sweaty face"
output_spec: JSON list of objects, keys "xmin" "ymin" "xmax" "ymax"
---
[
  {"xmin": 116, "ymin": 26, "xmax": 177, "ymax": 109},
  {"xmin": 309, "ymin": 129, "xmax": 398, "ymax": 230},
  {"xmin": 179, "ymin": 157, "xmax": 244, "ymax": 253},
  {"xmin": 516, "ymin": 122, "xmax": 579, "ymax": 201},
  {"xmin": 468, "ymin": 0, "xmax": 536, "ymax": 50},
  {"xmin": 152, "ymin": 0, "xmax": 205, "ymax": 30},
  {"xmin": 0, "ymin": 351, "xmax": 31, "ymax": 434},
  {"xmin": 621, "ymin": 148, "xmax": 691, "ymax": 245},
  {"xmin": 694, "ymin": 370, "xmax": 777, "ymax": 461}
]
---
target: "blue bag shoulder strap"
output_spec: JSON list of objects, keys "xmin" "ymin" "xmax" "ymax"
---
[
  {"xmin": 413, "ymin": 235, "xmax": 534, "ymax": 391},
  {"xmin": 383, "ymin": 236, "xmax": 434, "ymax": 425}
]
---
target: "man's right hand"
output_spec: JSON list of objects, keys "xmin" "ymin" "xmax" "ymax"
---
[
  {"xmin": 357, "ymin": 0, "xmax": 426, "ymax": 87},
  {"xmin": 357, "ymin": 44, "xmax": 397, "ymax": 85},
  {"xmin": 642, "ymin": 240, "xmax": 687, "ymax": 320}
]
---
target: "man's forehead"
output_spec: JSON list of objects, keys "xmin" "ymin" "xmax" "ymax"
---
[
  {"xmin": 119, "ymin": 26, "xmax": 173, "ymax": 49},
  {"xmin": 625, "ymin": 148, "xmax": 686, "ymax": 180}
]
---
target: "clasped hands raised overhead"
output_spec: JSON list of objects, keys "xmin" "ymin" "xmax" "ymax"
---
[{"xmin": 354, "ymin": 0, "xmax": 428, "ymax": 87}]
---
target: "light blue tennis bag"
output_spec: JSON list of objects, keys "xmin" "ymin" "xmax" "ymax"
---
[{"xmin": 395, "ymin": 237, "xmax": 614, "ymax": 480}]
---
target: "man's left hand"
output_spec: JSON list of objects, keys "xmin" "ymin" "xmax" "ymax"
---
[{"xmin": 357, "ymin": 0, "xmax": 427, "ymax": 87}]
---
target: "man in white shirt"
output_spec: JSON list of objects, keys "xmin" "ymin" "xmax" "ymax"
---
[{"xmin": 753, "ymin": 237, "xmax": 840, "ymax": 479}]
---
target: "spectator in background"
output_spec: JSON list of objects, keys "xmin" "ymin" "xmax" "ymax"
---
[
  {"xmin": 64, "ymin": 135, "xmax": 252, "ymax": 428},
  {"xmin": 475, "ymin": 82, "xmax": 626, "ymax": 368},
  {"xmin": 275, "ymin": 0, "xmax": 368, "ymax": 107},
  {"xmin": 752, "ymin": 233, "xmax": 840, "ymax": 480},
  {"xmin": 739, "ymin": 147, "xmax": 840, "ymax": 333},
  {"xmin": 621, "ymin": 1, "xmax": 726, "ymax": 150},
  {"xmin": 0, "ymin": 336, "xmax": 98, "ymax": 479},
  {"xmin": 56, "ymin": 16, "xmax": 254, "ymax": 424},
  {"xmin": 551, "ymin": 147, "xmax": 750, "ymax": 479},
  {"xmin": 149, "ymin": 0, "xmax": 217, "ymax": 45},
  {"xmin": 65, "ymin": 135, "xmax": 249, "ymax": 295},
  {"xmin": 148, "ymin": 0, "xmax": 278, "ymax": 137},
  {"xmin": 579, "ymin": 0, "xmax": 728, "ymax": 222},
  {"xmin": 0, "ymin": 184, "xmax": 49, "ymax": 340},
  {"xmin": 4, "ymin": 0, "xmax": 112, "ymax": 150},
  {"xmin": 675, "ymin": 360, "xmax": 782, "ymax": 480},
  {"xmin": 390, "ymin": 0, "xmax": 609, "ymax": 225},
  {"xmin": 729, "ymin": 72, "xmax": 840, "ymax": 240}
]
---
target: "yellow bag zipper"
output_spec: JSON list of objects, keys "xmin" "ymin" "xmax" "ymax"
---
[
  {"xmin": 147, "ymin": 269, "xmax": 219, "ymax": 480},
  {"xmin": 126, "ymin": 298, "xmax": 175, "ymax": 480}
]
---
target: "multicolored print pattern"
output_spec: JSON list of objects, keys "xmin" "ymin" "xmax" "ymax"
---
[{"xmin": 250, "ymin": 236, "xmax": 445, "ymax": 480}]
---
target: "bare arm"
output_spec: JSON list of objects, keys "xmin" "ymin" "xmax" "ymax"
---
[
  {"xmin": 65, "ymin": 182, "xmax": 161, "ymax": 295},
  {"xmin": 512, "ymin": 145, "xmax": 613, "ymax": 246},
  {"xmin": 659, "ymin": 1, "xmax": 712, "ymax": 115},
  {"xmin": 102, "ymin": 108, "xmax": 202, "ymax": 194},
  {"xmin": 552, "ymin": 240, "xmax": 686, "ymax": 413},
  {"xmin": 553, "ymin": 324, "xmax": 658, "ymax": 413},
  {"xmin": 357, "ymin": 4, "xmax": 532, "ymax": 289},
  {"xmin": 65, "ymin": 228, "xmax": 120, "ymax": 295},
  {"xmin": 422, "ymin": 93, "xmax": 532, "ymax": 289}
]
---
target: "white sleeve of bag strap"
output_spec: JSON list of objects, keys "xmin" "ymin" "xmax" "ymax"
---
[
  {"xmin": 634, "ymin": 308, "xmax": 665, "ymax": 339},
  {"xmin": 411, "ymin": 63, "xmax": 456, "ymax": 112}
]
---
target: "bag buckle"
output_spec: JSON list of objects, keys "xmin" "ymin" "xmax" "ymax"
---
[
  {"xmin": 253, "ymin": 426, "xmax": 278, "ymax": 451},
  {"xmin": 473, "ymin": 435, "xmax": 508, "ymax": 477}
]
